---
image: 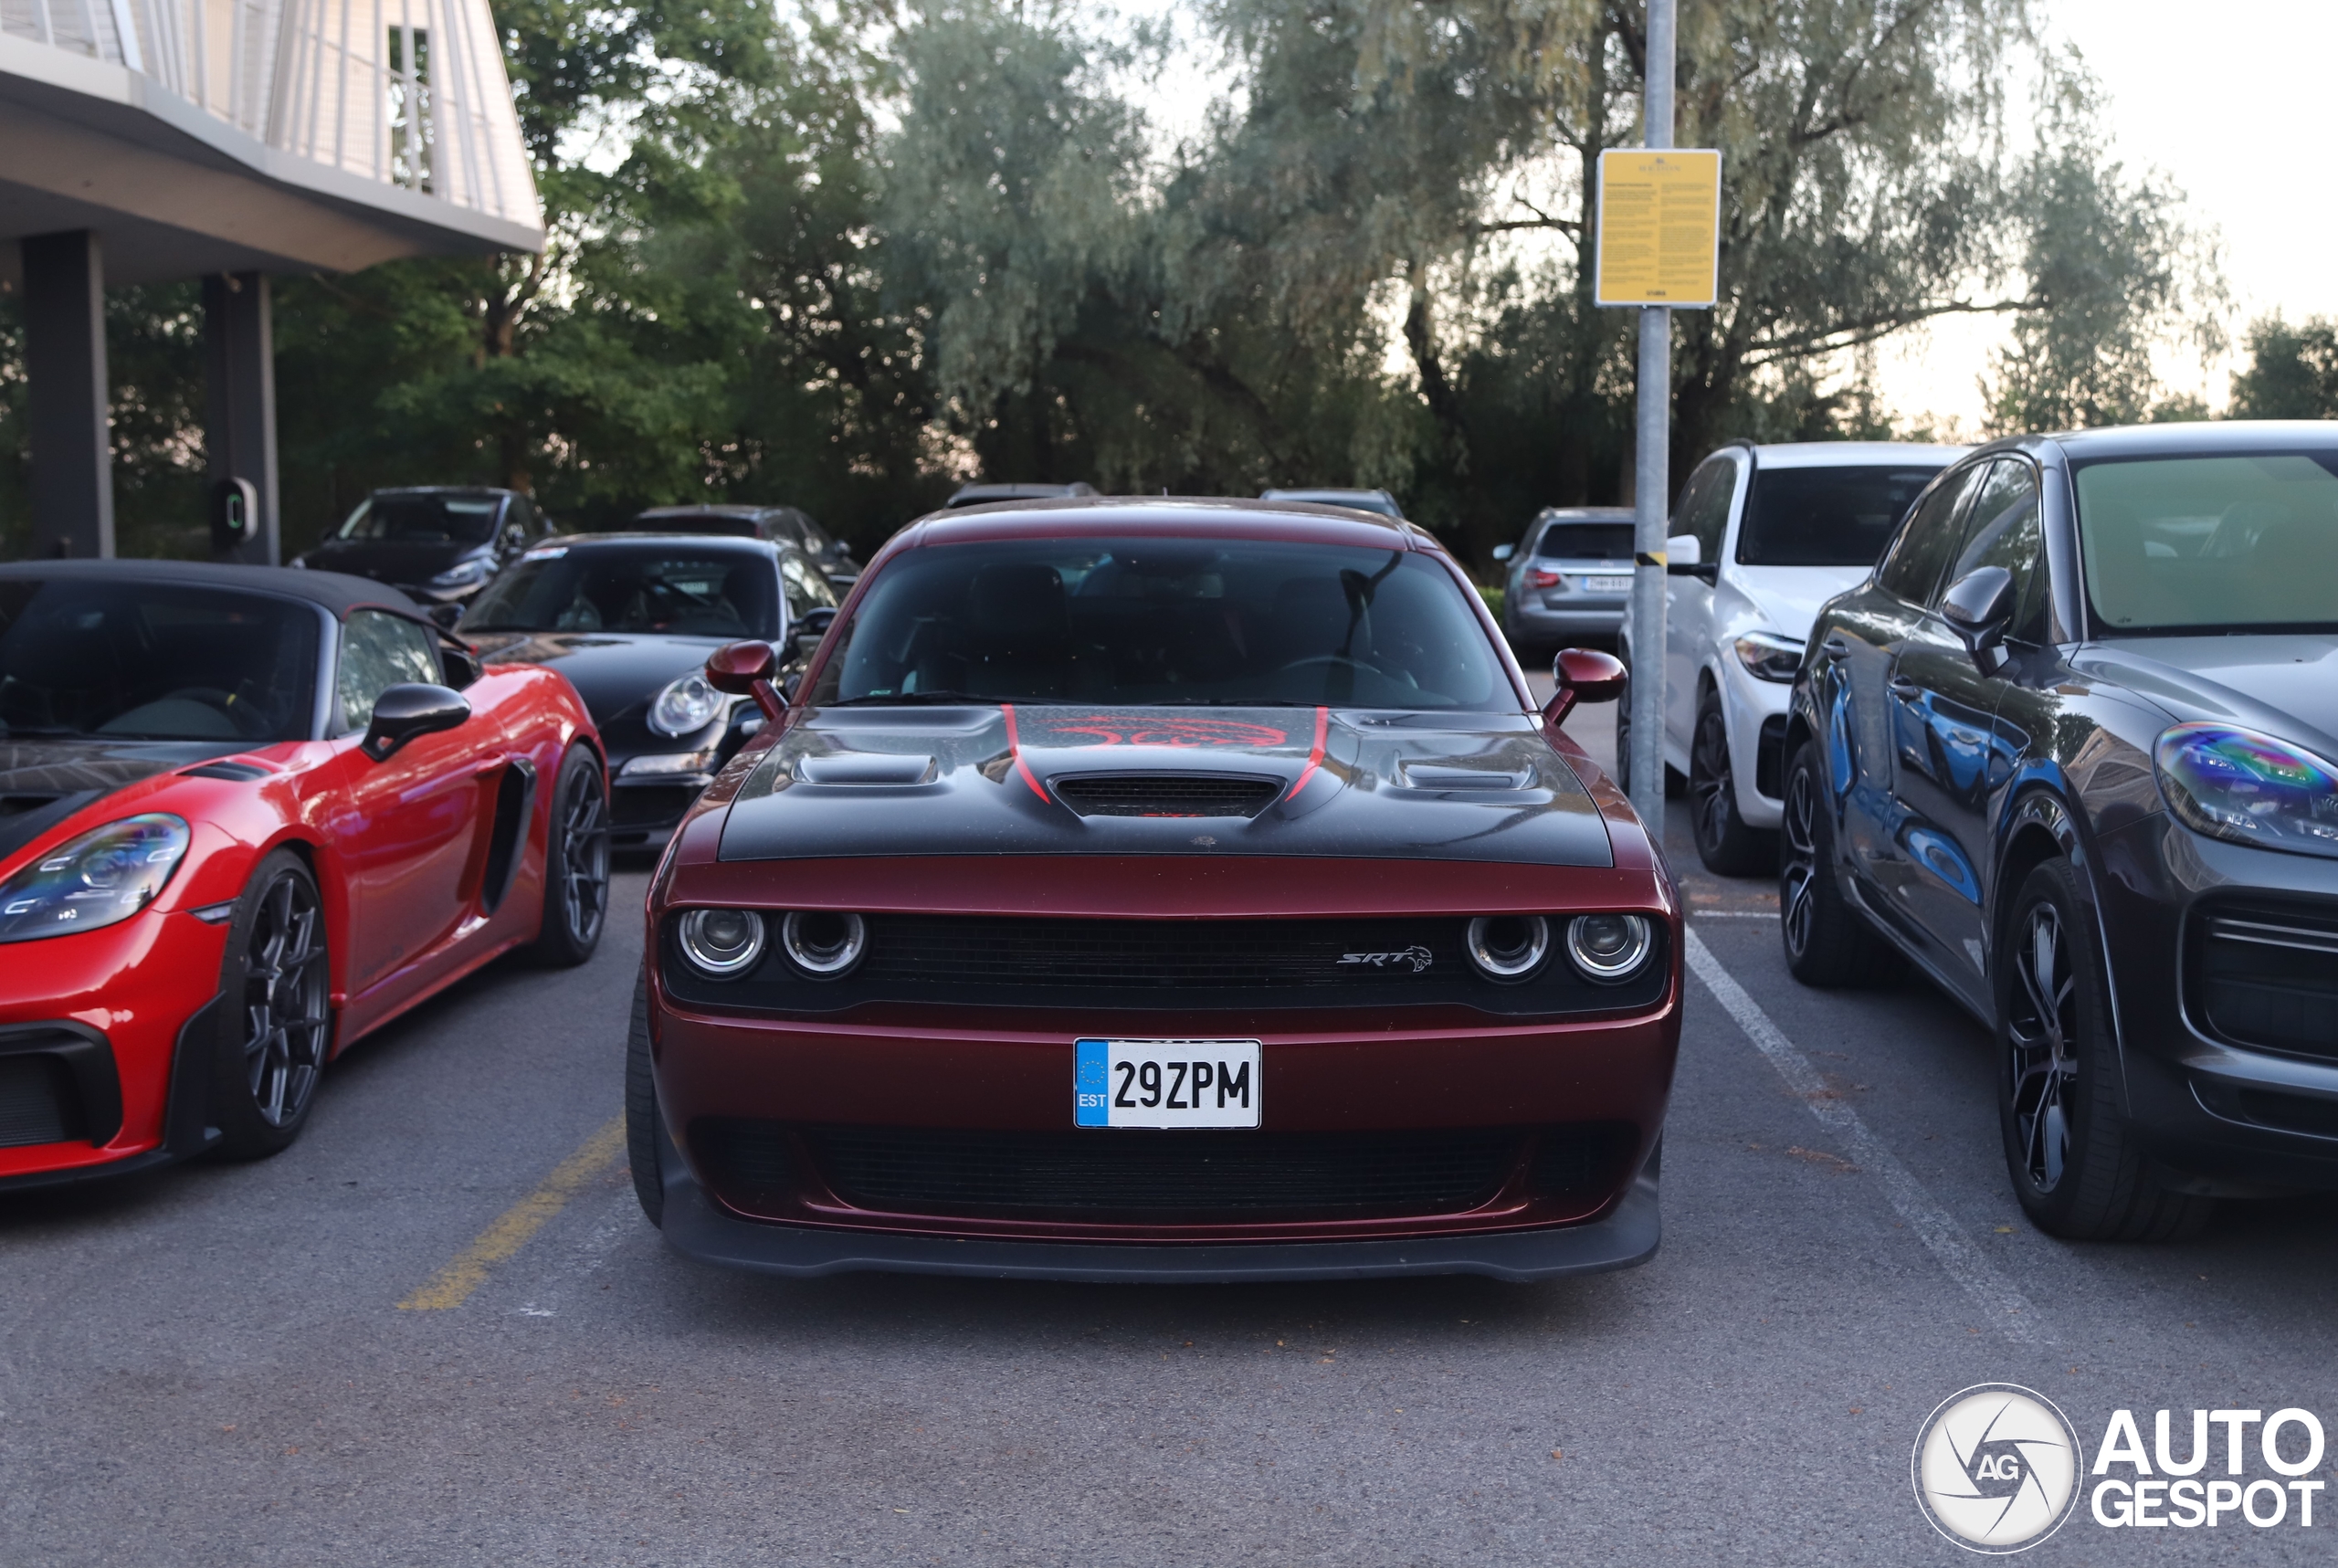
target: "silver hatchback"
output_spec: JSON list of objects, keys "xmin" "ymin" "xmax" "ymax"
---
[{"xmin": 1494, "ymin": 507, "xmax": 1638, "ymax": 652}]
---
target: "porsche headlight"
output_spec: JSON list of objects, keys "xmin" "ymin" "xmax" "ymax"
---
[
  {"xmin": 1732, "ymin": 631, "xmax": 1805, "ymax": 683},
  {"xmin": 0, "ymin": 814, "xmax": 191, "ymax": 943},
  {"xmin": 2154, "ymin": 722, "xmax": 2338, "ymax": 858},
  {"xmin": 648, "ymin": 672, "xmax": 725, "ymax": 738}
]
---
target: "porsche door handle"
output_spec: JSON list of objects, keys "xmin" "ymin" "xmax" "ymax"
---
[
  {"xmin": 1819, "ymin": 636, "xmax": 1852, "ymax": 662},
  {"xmin": 1888, "ymin": 676, "xmax": 1922, "ymax": 700}
]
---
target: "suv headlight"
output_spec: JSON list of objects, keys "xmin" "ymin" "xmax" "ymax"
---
[
  {"xmin": 2154, "ymin": 722, "xmax": 2338, "ymax": 858},
  {"xmin": 648, "ymin": 672, "xmax": 725, "ymax": 738},
  {"xmin": 428, "ymin": 557, "xmax": 490, "ymax": 588},
  {"xmin": 1732, "ymin": 631, "xmax": 1804, "ymax": 683},
  {"xmin": 0, "ymin": 815, "xmax": 192, "ymax": 943}
]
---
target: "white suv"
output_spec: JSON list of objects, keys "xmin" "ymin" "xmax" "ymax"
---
[{"xmin": 1623, "ymin": 440, "xmax": 1964, "ymax": 875}]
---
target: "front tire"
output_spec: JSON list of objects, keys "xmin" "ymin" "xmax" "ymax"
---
[
  {"xmin": 531, "ymin": 743, "xmax": 610, "ymax": 967},
  {"xmin": 1689, "ymin": 689, "xmax": 1775, "ymax": 877},
  {"xmin": 1778, "ymin": 741, "xmax": 1903, "ymax": 987},
  {"xmin": 625, "ymin": 968, "xmax": 664, "ymax": 1227},
  {"xmin": 210, "ymin": 849, "xmax": 332, "ymax": 1159},
  {"xmin": 1996, "ymin": 858, "xmax": 2209, "ymax": 1241}
]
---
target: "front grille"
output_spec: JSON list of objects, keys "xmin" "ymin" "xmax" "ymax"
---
[
  {"xmin": 0, "ymin": 1055, "xmax": 84, "ymax": 1149},
  {"xmin": 1052, "ymin": 773, "xmax": 1283, "ymax": 819},
  {"xmin": 695, "ymin": 1120, "xmax": 1580, "ymax": 1222},
  {"xmin": 664, "ymin": 913, "xmax": 1671, "ymax": 1018},
  {"xmin": 2193, "ymin": 901, "xmax": 2338, "ymax": 1062}
]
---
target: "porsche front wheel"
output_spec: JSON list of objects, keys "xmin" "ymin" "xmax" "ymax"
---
[
  {"xmin": 210, "ymin": 849, "xmax": 332, "ymax": 1159},
  {"xmin": 532, "ymin": 743, "xmax": 610, "ymax": 968}
]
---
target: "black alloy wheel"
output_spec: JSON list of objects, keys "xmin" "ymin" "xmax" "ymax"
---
[
  {"xmin": 1778, "ymin": 741, "xmax": 1903, "ymax": 988},
  {"xmin": 532, "ymin": 743, "xmax": 610, "ymax": 967},
  {"xmin": 211, "ymin": 849, "xmax": 332, "ymax": 1158},
  {"xmin": 1995, "ymin": 858, "xmax": 2209, "ymax": 1241},
  {"xmin": 1689, "ymin": 692, "xmax": 1777, "ymax": 877}
]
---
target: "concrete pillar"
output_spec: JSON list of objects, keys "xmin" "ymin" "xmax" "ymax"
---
[
  {"xmin": 203, "ymin": 271, "xmax": 281, "ymax": 565},
  {"xmin": 21, "ymin": 232, "xmax": 115, "ymax": 559}
]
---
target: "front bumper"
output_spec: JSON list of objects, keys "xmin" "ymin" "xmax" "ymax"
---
[{"xmin": 1720, "ymin": 656, "xmax": 1795, "ymax": 830}]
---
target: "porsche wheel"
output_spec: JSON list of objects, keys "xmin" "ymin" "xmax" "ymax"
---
[
  {"xmin": 532, "ymin": 743, "xmax": 609, "ymax": 967},
  {"xmin": 626, "ymin": 967, "xmax": 664, "ymax": 1227},
  {"xmin": 210, "ymin": 849, "xmax": 332, "ymax": 1159},
  {"xmin": 1778, "ymin": 741, "xmax": 1902, "ymax": 988},
  {"xmin": 1689, "ymin": 691, "xmax": 1775, "ymax": 877},
  {"xmin": 1996, "ymin": 859, "xmax": 2209, "ymax": 1241}
]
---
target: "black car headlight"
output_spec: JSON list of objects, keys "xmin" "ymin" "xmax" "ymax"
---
[
  {"xmin": 2155, "ymin": 722, "xmax": 2338, "ymax": 858},
  {"xmin": 678, "ymin": 909, "xmax": 766, "ymax": 976},
  {"xmin": 1565, "ymin": 914, "xmax": 1654, "ymax": 983},
  {"xmin": 648, "ymin": 672, "xmax": 725, "ymax": 739},
  {"xmin": 0, "ymin": 814, "xmax": 191, "ymax": 944},
  {"xmin": 1466, "ymin": 915, "xmax": 1550, "ymax": 982},
  {"xmin": 781, "ymin": 911, "xmax": 867, "ymax": 978},
  {"xmin": 1732, "ymin": 631, "xmax": 1805, "ymax": 683}
]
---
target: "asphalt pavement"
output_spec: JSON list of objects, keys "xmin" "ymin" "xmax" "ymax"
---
[{"xmin": 5, "ymin": 700, "xmax": 2337, "ymax": 1565}]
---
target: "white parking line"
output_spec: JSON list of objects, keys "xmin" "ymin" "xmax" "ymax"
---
[{"xmin": 1684, "ymin": 928, "xmax": 2045, "ymax": 1345}]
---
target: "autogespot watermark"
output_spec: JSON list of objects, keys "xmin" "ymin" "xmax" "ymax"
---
[{"xmin": 1912, "ymin": 1386, "xmax": 2330, "ymax": 1552}]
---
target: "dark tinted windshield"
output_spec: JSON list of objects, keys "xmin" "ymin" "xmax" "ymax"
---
[
  {"xmin": 1738, "ymin": 465, "xmax": 1944, "ymax": 566},
  {"xmin": 2074, "ymin": 451, "xmax": 2338, "ymax": 633},
  {"xmin": 341, "ymin": 493, "xmax": 502, "ymax": 544},
  {"xmin": 815, "ymin": 538, "xmax": 1510, "ymax": 710},
  {"xmin": 460, "ymin": 547, "xmax": 781, "ymax": 637},
  {"xmin": 0, "ymin": 580, "xmax": 318, "ymax": 741},
  {"xmin": 1535, "ymin": 522, "xmax": 1636, "ymax": 560}
]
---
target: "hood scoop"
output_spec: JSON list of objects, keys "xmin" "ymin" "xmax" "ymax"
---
[
  {"xmin": 1052, "ymin": 773, "xmax": 1284, "ymax": 819},
  {"xmin": 795, "ymin": 752, "xmax": 938, "ymax": 786},
  {"xmin": 1397, "ymin": 763, "xmax": 1537, "ymax": 792}
]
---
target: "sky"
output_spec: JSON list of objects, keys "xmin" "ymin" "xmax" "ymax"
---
[{"xmin": 1873, "ymin": 0, "xmax": 2338, "ymax": 430}]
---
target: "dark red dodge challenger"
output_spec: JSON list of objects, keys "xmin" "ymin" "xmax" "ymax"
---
[
  {"xmin": 0, "ymin": 562, "xmax": 609, "ymax": 1189},
  {"xmin": 631, "ymin": 499, "xmax": 1680, "ymax": 1280}
]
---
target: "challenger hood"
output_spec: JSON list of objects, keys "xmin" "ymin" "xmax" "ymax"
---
[
  {"xmin": 718, "ymin": 705, "xmax": 1614, "ymax": 867},
  {"xmin": 468, "ymin": 631, "xmax": 728, "ymax": 725},
  {"xmin": 2073, "ymin": 635, "xmax": 2338, "ymax": 757},
  {"xmin": 0, "ymin": 738, "xmax": 245, "ymax": 862}
]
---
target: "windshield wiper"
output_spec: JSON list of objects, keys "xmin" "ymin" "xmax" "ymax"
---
[{"xmin": 828, "ymin": 690, "xmax": 999, "ymax": 706}]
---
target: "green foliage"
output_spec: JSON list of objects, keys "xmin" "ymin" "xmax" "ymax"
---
[{"xmin": 2228, "ymin": 315, "xmax": 2338, "ymax": 421}]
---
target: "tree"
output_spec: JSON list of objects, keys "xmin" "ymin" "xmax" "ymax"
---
[{"xmin": 2227, "ymin": 315, "xmax": 2338, "ymax": 422}]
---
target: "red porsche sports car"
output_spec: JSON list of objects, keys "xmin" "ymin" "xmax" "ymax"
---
[
  {"xmin": 0, "ymin": 561, "xmax": 610, "ymax": 1189},
  {"xmin": 631, "ymin": 498, "xmax": 1680, "ymax": 1281}
]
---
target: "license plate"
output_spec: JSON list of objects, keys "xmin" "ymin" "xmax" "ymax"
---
[
  {"xmin": 1075, "ymin": 1038, "xmax": 1261, "ymax": 1129},
  {"xmin": 1579, "ymin": 574, "xmax": 1631, "ymax": 593}
]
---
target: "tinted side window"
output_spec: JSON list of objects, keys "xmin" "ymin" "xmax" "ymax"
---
[
  {"xmin": 1940, "ymin": 458, "xmax": 2047, "ymax": 640},
  {"xmin": 1877, "ymin": 463, "xmax": 1985, "ymax": 604},
  {"xmin": 780, "ymin": 555, "xmax": 837, "ymax": 617},
  {"xmin": 337, "ymin": 610, "xmax": 442, "ymax": 732},
  {"xmin": 1672, "ymin": 458, "xmax": 1736, "ymax": 562}
]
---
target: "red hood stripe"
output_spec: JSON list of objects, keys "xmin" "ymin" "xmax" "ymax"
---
[
  {"xmin": 1286, "ymin": 706, "xmax": 1330, "ymax": 799},
  {"xmin": 997, "ymin": 704, "xmax": 1050, "ymax": 802}
]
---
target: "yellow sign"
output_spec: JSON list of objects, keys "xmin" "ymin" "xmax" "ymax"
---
[{"xmin": 1595, "ymin": 149, "xmax": 1722, "ymax": 308}]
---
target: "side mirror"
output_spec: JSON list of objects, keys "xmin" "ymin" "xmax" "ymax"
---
[
  {"xmin": 1939, "ymin": 565, "xmax": 2016, "ymax": 672},
  {"xmin": 707, "ymin": 639, "xmax": 788, "ymax": 723},
  {"xmin": 362, "ymin": 683, "xmax": 470, "ymax": 760},
  {"xmin": 1490, "ymin": 542, "xmax": 1515, "ymax": 563},
  {"xmin": 793, "ymin": 605, "xmax": 837, "ymax": 658},
  {"xmin": 1664, "ymin": 533, "xmax": 1717, "ymax": 584},
  {"xmin": 1542, "ymin": 647, "xmax": 1628, "ymax": 727},
  {"xmin": 426, "ymin": 602, "xmax": 465, "ymax": 631}
]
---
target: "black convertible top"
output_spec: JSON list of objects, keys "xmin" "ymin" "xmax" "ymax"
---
[{"xmin": 0, "ymin": 558, "xmax": 424, "ymax": 619}]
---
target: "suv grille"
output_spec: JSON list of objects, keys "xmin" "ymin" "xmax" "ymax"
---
[
  {"xmin": 2193, "ymin": 901, "xmax": 2338, "ymax": 1062},
  {"xmin": 1052, "ymin": 773, "xmax": 1283, "ymax": 818},
  {"xmin": 692, "ymin": 1121, "xmax": 1641, "ymax": 1224}
]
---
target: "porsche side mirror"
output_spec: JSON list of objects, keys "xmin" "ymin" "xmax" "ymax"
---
[
  {"xmin": 1490, "ymin": 542, "xmax": 1515, "ymax": 563},
  {"xmin": 707, "ymin": 639, "xmax": 788, "ymax": 723},
  {"xmin": 362, "ymin": 684, "xmax": 470, "ymax": 760},
  {"xmin": 1543, "ymin": 647, "xmax": 1627, "ymax": 726},
  {"xmin": 1940, "ymin": 565, "xmax": 2016, "ymax": 673}
]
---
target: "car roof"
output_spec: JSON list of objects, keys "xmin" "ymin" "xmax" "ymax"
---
[
  {"xmin": 370, "ymin": 486, "xmax": 519, "ymax": 500},
  {"xmin": 0, "ymin": 558, "xmax": 427, "ymax": 618},
  {"xmin": 946, "ymin": 482, "xmax": 1098, "ymax": 506},
  {"xmin": 896, "ymin": 496, "xmax": 1431, "ymax": 552},
  {"xmin": 1738, "ymin": 441, "xmax": 1967, "ymax": 469},
  {"xmin": 1261, "ymin": 487, "xmax": 1403, "ymax": 516},
  {"xmin": 2037, "ymin": 419, "xmax": 2338, "ymax": 460},
  {"xmin": 1534, "ymin": 507, "xmax": 1636, "ymax": 521},
  {"xmin": 636, "ymin": 504, "xmax": 802, "ymax": 521},
  {"xmin": 555, "ymin": 532, "xmax": 784, "ymax": 555}
]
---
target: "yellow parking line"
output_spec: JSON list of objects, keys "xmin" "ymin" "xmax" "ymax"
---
[{"xmin": 399, "ymin": 1117, "xmax": 626, "ymax": 1310}]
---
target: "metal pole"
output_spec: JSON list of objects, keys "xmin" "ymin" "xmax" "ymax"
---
[{"xmin": 1626, "ymin": 0, "xmax": 1675, "ymax": 834}]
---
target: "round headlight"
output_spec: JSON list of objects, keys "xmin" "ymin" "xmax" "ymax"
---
[
  {"xmin": 1566, "ymin": 914, "xmax": 1653, "ymax": 983},
  {"xmin": 1466, "ymin": 915, "xmax": 1550, "ymax": 982},
  {"xmin": 678, "ymin": 908, "xmax": 765, "ymax": 977},
  {"xmin": 781, "ymin": 910, "xmax": 867, "ymax": 978},
  {"xmin": 648, "ymin": 672, "xmax": 725, "ymax": 738}
]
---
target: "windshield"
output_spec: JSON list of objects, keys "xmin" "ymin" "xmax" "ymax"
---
[
  {"xmin": 459, "ymin": 546, "xmax": 781, "ymax": 638},
  {"xmin": 2073, "ymin": 452, "xmax": 2338, "ymax": 634},
  {"xmin": 1535, "ymin": 522, "xmax": 1636, "ymax": 560},
  {"xmin": 813, "ymin": 537, "xmax": 1511, "ymax": 710},
  {"xmin": 341, "ymin": 493, "xmax": 501, "ymax": 544},
  {"xmin": 1737, "ymin": 465, "xmax": 1945, "ymax": 566},
  {"xmin": 0, "ymin": 580, "xmax": 318, "ymax": 741}
]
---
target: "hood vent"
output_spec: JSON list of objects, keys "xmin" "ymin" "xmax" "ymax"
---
[
  {"xmin": 796, "ymin": 753, "xmax": 937, "ymax": 786},
  {"xmin": 180, "ymin": 761, "xmax": 271, "ymax": 782},
  {"xmin": 1052, "ymin": 773, "xmax": 1283, "ymax": 819}
]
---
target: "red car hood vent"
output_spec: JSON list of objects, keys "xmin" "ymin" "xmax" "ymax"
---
[
  {"xmin": 1052, "ymin": 773, "xmax": 1281, "ymax": 818},
  {"xmin": 721, "ymin": 704, "xmax": 1614, "ymax": 868}
]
